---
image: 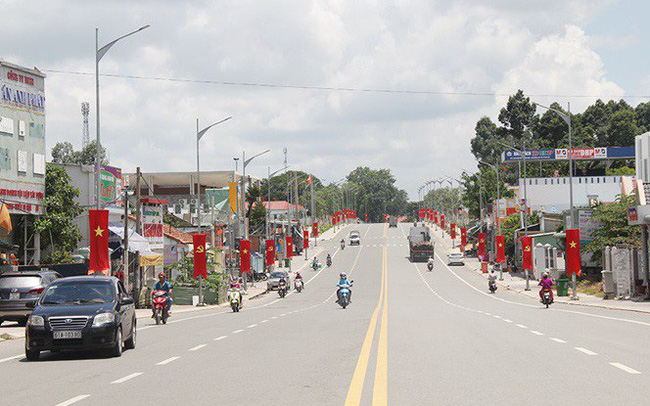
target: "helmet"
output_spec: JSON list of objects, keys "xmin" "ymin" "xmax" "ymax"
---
[
  {"xmin": 340, "ymin": 272, "xmax": 347, "ymax": 279},
  {"xmin": 542, "ymin": 272, "xmax": 549, "ymax": 278},
  {"xmin": 158, "ymin": 272, "xmax": 166, "ymax": 279}
]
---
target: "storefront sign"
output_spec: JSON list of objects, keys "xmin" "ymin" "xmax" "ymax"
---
[
  {"xmin": 0, "ymin": 181, "xmax": 45, "ymax": 215},
  {"xmin": 142, "ymin": 204, "xmax": 163, "ymax": 249},
  {"xmin": 100, "ymin": 165, "xmax": 122, "ymax": 205},
  {"xmin": 502, "ymin": 146, "xmax": 634, "ymax": 162}
]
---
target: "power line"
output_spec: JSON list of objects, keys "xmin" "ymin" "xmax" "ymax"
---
[{"xmin": 42, "ymin": 69, "xmax": 650, "ymax": 99}]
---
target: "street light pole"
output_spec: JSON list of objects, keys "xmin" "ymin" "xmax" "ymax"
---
[
  {"xmin": 95, "ymin": 25, "xmax": 149, "ymax": 209},
  {"xmin": 196, "ymin": 116, "xmax": 232, "ymax": 305}
]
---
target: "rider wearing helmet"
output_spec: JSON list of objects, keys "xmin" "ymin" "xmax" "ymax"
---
[
  {"xmin": 336, "ymin": 272, "xmax": 352, "ymax": 303},
  {"xmin": 152, "ymin": 272, "xmax": 173, "ymax": 315},
  {"xmin": 538, "ymin": 272, "xmax": 554, "ymax": 300}
]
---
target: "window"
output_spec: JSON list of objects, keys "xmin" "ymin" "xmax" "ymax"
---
[
  {"xmin": 0, "ymin": 148, "xmax": 10, "ymax": 170},
  {"xmin": 18, "ymin": 120, "xmax": 26, "ymax": 137},
  {"xmin": 17, "ymin": 150, "xmax": 27, "ymax": 173},
  {"xmin": 33, "ymin": 153, "xmax": 45, "ymax": 175},
  {"xmin": 0, "ymin": 116, "xmax": 13, "ymax": 135},
  {"xmin": 29, "ymin": 122, "xmax": 44, "ymax": 138}
]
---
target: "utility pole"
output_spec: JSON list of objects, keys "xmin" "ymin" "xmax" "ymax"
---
[
  {"xmin": 311, "ymin": 173, "xmax": 316, "ymax": 247},
  {"xmin": 134, "ymin": 167, "xmax": 142, "ymax": 305},
  {"xmin": 122, "ymin": 189, "xmax": 130, "ymax": 292}
]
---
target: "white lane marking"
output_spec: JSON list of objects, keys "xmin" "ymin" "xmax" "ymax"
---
[
  {"xmin": 574, "ymin": 347, "xmax": 597, "ymax": 355},
  {"xmin": 261, "ymin": 319, "xmax": 269, "ymax": 323},
  {"xmin": 233, "ymin": 329, "xmax": 244, "ymax": 334},
  {"xmin": 610, "ymin": 362, "xmax": 641, "ymax": 374},
  {"xmin": 188, "ymin": 344, "xmax": 207, "ymax": 351},
  {"xmin": 485, "ymin": 312, "xmax": 492, "ymax": 316},
  {"xmin": 280, "ymin": 314, "xmax": 286, "ymax": 317},
  {"xmin": 271, "ymin": 316, "xmax": 278, "ymax": 319},
  {"xmin": 247, "ymin": 324, "xmax": 258, "ymax": 328},
  {"xmin": 530, "ymin": 330, "xmax": 545, "ymax": 336},
  {"xmin": 157, "ymin": 356, "xmax": 180, "ymax": 365},
  {"xmin": 503, "ymin": 319, "xmax": 513, "ymax": 323},
  {"xmin": 214, "ymin": 335, "xmax": 228, "ymax": 341},
  {"xmin": 493, "ymin": 315, "xmax": 502, "ymax": 319},
  {"xmin": 54, "ymin": 395, "xmax": 91, "ymax": 406},
  {"xmin": 139, "ymin": 326, "xmax": 155, "ymax": 330},
  {"xmin": 516, "ymin": 324, "xmax": 527, "ymax": 328},
  {"xmin": 111, "ymin": 372, "xmax": 143, "ymax": 384},
  {"xmin": 0, "ymin": 354, "xmax": 22, "ymax": 363},
  {"xmin": 550, "ymin": 338, "xmax": 566, "ymax": 343}
]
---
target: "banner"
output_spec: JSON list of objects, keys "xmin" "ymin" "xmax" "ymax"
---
[
  {"xmin": 332, "ymin": 213, "xmax": 337, "ymax": 226},
  {"xmin": 240, "ymin": 239, "xmax": 251, "ymax": 274},
  {"xmin": 565, "ymin": 229, "xmax": 581, "ymax": 276},
  {"xmin": 286, "ymin": 236, "xmax": 293, "ymax": 258},
  {"xmin": 496, "ymin": 235, "xmax": 505, "ymax": 264},
  {"xmin": 193, "ymin": 234, "xmax": 207, "ymax": 279},
  {"xmin": 478, "ymin": 232, "xmax": 486, "ymax": 258},
  {"xmin": 88, "ymin": 209, "xmax": 109, "ymax": 275},
  {"xmin": 99, "ymin": 165, "xmax": 122, "ymax": 205},
  {"xmin": 434, "ymin": 211, "xmax": 438, "ymax": 225},
  {"xmin": 522, "ymin": 236, "xmax": 533, "ymax": 270},
  {"xmin": 265, "ymin": 239, "xmax": 275, "ymax": 267},
  {"xmin": 228, "ymin": 182, "xmax": 238, "ymax": 214},
  {"xmin": 440, "ymin": 215, "xmax": 445, "ymax": 230},
  {"xmin": 303, "ymin": 230, "xmax": 309, "ymax": 249},
  {"xmin": 142, "ymin": 204, "xmax": 163, "ymax": 249},
  {"xmin": 450, "ymin": 223, "xmax": 456, "ymax": 240},
  {"xmin": 312, "ymin": 222, "xmax": 319, "ymax": 237},
  {"xmin": 0, "ymin": 203, "xmax": 11, "ymax": 233},
  {"xmin": 419, "ymin": 208, "xmax": 424, "ymax": 219},
  {"xmin": 460, "ymin": 227, "xmax": 467, "ymax": 248}
]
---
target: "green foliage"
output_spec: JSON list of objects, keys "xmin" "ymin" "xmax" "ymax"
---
[
  {"xmin": 423, "ymin": 186, "xmax": 461, "ymax": 218},
  {"xmin": 170, "ymin": 254, "xmax": 222, "ymax": 289},
  {"xmin": 249, "ymin": 201, "xmax": 267, "ymax": 235},
  {"xmin": 51, "ymin": 141, "xmax": 107, "ymax": 165},
  {"xmin": 261, "ymin": 171, "xmax": 321, "ymax": 202},
  {"xmin": 163, "ymin": 212, "xmax": 192, "ymax": 228},
  {"xmin": 346, "ymin": 167, "xmax": 409, "ymax": 222},
  {"xmin": 460, "ymin": 168, "xmax": 512, "ymax": 219},
  {"xmin": 499, "ymin": 212, "xmax": 539, "ymax": 257},
  {"xmin": 33, "ymin": 164, "xmax": 82, "ymax": 264},
  {"xmin": 606, "ymin": 166, "xmax": 636, "ymax": 176},
  {"xmin": 586, "ymin": 194, "xmax": 640, "ymax": 264}
]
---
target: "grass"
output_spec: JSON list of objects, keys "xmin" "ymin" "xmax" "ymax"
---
[
  {"xmin": 0, "ymin": 334, "xmax": 14, "ymax": 340},
  {"xmin": 577, "ymin": 279, "xmax": 605, "ymax": 298}
]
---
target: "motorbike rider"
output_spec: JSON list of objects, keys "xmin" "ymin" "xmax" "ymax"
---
[
  {"xmin": 312, "ymin": 256, "xmax": 319, "ymax": 269},
  {"xmin": 427, "ymin": 256, "xmax": 434, "ymax": 269},
  {"xmin": 335, "ymin": 272, "xmax": 352, "ymax": 303},
  {"xmin": 295, "ymin": 272, "xmax": 304, "ymax": 287},
  {"xmin": 152, "ymin": 272, "xmax": 172, "ymax": 317},
  {"xmin": 538, "ymin": 272, "xmax": 554, "ymax": 301},
  {"xmin": 488, "ymin": 269, "xmax": 498, "ymax": 289},
  {"xmin": 278, "ymin": 277, "xmax": 288, "ymax": 291},
  {"xmin": 326, "ymin": 254, "xmax": 332, "ymax": 266}
]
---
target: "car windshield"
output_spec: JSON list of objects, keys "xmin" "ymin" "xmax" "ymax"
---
[
  {"xmin": 41, "ymin": 282, "xmax": 114, "ymax": 305},
  {"xmin": 270, "ymin": 272, "xmax": 286, "ymax": 279},
  {"xmin": 0, "ymin": 276, "xmax": 41, "ymax": 289}
]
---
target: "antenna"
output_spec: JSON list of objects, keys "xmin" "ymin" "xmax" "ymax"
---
[{"xmin": 81, "ymin": 102, "xmax": 90, "ymax": 148}]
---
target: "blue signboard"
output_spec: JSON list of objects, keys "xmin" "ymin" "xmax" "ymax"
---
[{"xmin": 502, "ymin": 146, "xmax": 634, "ymax": 162}]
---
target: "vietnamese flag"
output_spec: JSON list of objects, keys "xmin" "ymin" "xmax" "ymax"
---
[
  {"xmin": 193, "ymin": 234, "xmax": 207, "ymax": 279},
  {"xmin": 440, "ymin": 215, "xmax": 445, "ymax": 229},
  {"xmin": 478, "ymin": 232, "xmax": 486, "ymax": 258},
  {"xmin": 418, "ymin": 209, "xmax": 424, "ymax": 219},
  {"xmin": 450, "ymin": 223, "xmax": 456, "ymax": 240},
  {"xmin": 332, "ymin": 213, "xmax": 337, "ymax": 226},
  {"xmin": 434, "ymin": 211, "xmax": 438, "ymax": 224},
  {"xmin": 303, "ymin": 230, "xmax": 309, "ymax": 249},
  {"xmin": 565, "ymin": 229, "xmax": 581, "ymax": 276},
  {"xmin": 265, "ymin": 239, "xmax": 275, "ymax": 267},
  {"xmin": 286, "ymin": 236, "xmax": 293, "ymax": 258},
  {"xmin": 88, "ymin": 209, "xmax": 109, "ymax": 275},
  {"xmin": 522, "ymin": 236, "xmax": 533, "ymax": 271},
  {"xmin": 312, "ymin": 222, "xmax": 319, "ymax": 237},
  {"xmin": 460, "ymin": 227, "xmax": 467, "ymax": 248},
  {"xmin": 240, "ymin": 239, "xmax": 251, "ymax": 274},
  {"xmin": 496, "ymin": 235, "xmax": 505, "ymax": 264}
]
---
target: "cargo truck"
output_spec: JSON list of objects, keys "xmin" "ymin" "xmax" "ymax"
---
[{"xmin": 408, "ymin": 226, "xmax": 434, "ymax": 262}]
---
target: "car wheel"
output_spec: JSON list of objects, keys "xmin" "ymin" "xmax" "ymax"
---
[
  {"xmin": 25, "ymin": 348, "xmax": 40, "ymax": 361},
  {"xmin": 110, "ymin": 327, "xmax": 123, "ymax": 357},
  {"xmin": 124, "ymin": 320, "xmax": 136, "ymax": 350}
]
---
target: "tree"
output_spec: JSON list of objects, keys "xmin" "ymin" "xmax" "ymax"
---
[
  {"xmin": 498, "ymin": 90, "xmax": 537, "ymax": 142},
  {"xmin": 460, "ymin": 168, "xmax": 512, "ymax": 220},
  {"xmin": 33, "ymin": 164, "xmax": 83, "ymax": 263},
  {"xmin": 50, "ymin": 141, "xmax": 107, "ymax": 165},
  {"xmin": 260, "ymin": 171, "xmax": 321, "ymax": 202},
  {"xmin": 607, "ymin": 109, "xmax": 638, "ymax": 146},
  {"xmin": 346, "ymin": 167, "xmax": 409, "ymax": 222},
  {"xmin": 586, "ymin": 194, "xmax": 640, "ymax": 264},
  {"xmin": 470, "ymin": 117, "xmax": 500, "ymax": 163}
]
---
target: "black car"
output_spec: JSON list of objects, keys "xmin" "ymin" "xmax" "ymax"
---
[
  {"xmin": 25, "ymin": 276, "xmax": 136, "ymax": 361},
  {"xmin": 0, "ymin": 271, "xmax": 61, "ymax": 326}
]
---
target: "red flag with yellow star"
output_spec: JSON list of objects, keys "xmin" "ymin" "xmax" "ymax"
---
[
  {"xmin": 312, "ymin": 222, "xmax": 319, "ymax": 238},
  {"xmin": 478, "ymin": 232, "xmax": 486, "ymax": 258},
  {"xmin": 265, "ymin": 239, "xmax": 275, "ymax": 267},
  {"xmin": 496, "ymin": 235, "xmax": 505, "ymax": 264},
  {"xmin": 440, "ymin": 215, "xmax": 445, "ymax": 229},
  {"xmin": 240, "ymin": 239, "xmax": 251, "ymax": 274},
  {"xmin": 450, "ymin": 223, "xmax": 456, "ymax": 240},
  {"xmin": 88, "ymin": 209, "xmax": 109, "ymax": 275},
  {"xmin": 565, "ymin": 229, "xmax": 581, "ymax": 276},
  {"xmin": 286, "ymin": 236, "xmax": 293, "ymax": 258},
  {"xmin": 193, "ymin": 234, "xmax": 207, "ymax": 279},
  {"xmin": 522, "ymin": 236, "xmax": 533, "ymax": 270},
  {"xmin": 303, "ymin": 230, "xmax": 309, "ymax": 249},
  {"xmin": 460, "ymin": 227, "xmax": 467, "ymax": 248}
]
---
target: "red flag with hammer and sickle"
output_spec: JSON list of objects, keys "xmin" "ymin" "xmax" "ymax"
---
[
  {"xmin": 193, "ymin": 234, "xmax": 207, "ymax": 279},
  {"xmin": 522, "ymin": 236, "xmax": 533, "ymax": 271},
  {"xmin": 265, "ymin": 239, "xmax": 275, "ymax": 267}
]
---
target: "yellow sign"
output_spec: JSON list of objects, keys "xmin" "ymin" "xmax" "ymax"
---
[{"xmin": 229, "ymin": 182, "xmax": 238, "ymax": 214}]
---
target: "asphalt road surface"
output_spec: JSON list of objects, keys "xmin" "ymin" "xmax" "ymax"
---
[{"xmin": 2, "ymin": 223, "xmax": 650, "ymax": 405}]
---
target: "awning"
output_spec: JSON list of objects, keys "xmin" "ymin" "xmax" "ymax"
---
[
  {"xmin": 140, "ymin": 253, "xmax": 163, "ymax": 266},
  {"xmin": 108, "ymin": 226, "xmax": 150, "ymax": 253}
]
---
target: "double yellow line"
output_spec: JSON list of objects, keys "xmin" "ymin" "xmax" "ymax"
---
[{"xmin": 345, "ymin": 226, "xmax": 388, "ymax": 406}]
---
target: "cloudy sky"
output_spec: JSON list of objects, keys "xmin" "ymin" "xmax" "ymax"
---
[{"xmin": 3, "ymin": 0, "xmax": 649, "ymax": 198}]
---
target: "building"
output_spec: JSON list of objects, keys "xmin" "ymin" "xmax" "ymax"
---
[
  {"xmin": 263, "ymin": 201, "xmax": 307, "ymax": 224},
  {"xmin": 0, "ymin": 61, "xmax": 47, "ymax": 263}
]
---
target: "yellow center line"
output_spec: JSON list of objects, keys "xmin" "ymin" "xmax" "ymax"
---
[
  {"xmin": 372, "ymin": 247, "xmax": 388, "ymax": 405},
  {"xmin": 345, "ymin": 227, "xmax": 388, "ymax": 406}
]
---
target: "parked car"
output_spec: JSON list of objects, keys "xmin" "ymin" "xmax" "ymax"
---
[
  {"xmin": 24, "ymin": 276, "xmax": 136, "ymax": 361},
  {"xmin": 266, "ymin": 271, "xmax": 291, "ymax": 291},
  {"xmin": 447, "ymin": 251, "xmax": 465, "ymax": 266},
  {"xmin": 349, "ymin": 230, "xmax": 361, "ymax": 246},
  {"xmin": 0, "ymin": 271, "xmax": 61, "ymax": 326}
]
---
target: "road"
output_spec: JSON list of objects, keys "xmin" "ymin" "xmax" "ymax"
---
[{"xmin": 1, "ymin": 222, "xmax": 650, "ymax": 405}]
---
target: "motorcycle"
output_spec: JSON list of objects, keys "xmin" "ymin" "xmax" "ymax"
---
[
  {"xmin": 295, "ymin": 279, "xmax": 304, "ymax": 293},
  {"xmin": 340, "ymin": 241, "xmax": 345, "ymax": 250},
  {"xmin": 326, "ymin": 257, "xmax": 332, "ymax": 267},
  {"xmin": 337, "ymin": 282, "xmax": 353, "ymax": 309},
  {"xmin": 541, "ymin": 287, "xmax": 553, "ymax": 308},
  {"xmin": 488, "ymin": 280, "xmax": 497, "ymax": 293},
  {"xmin": 152, "ymin": 290, "xmax": 170, "ymax": 325},
  {"xmin": 312, "ymin": 262, "xmax": 322, "ymax": 271},
  {"xmin": 427, "ymin": 262, "xmax": 434, "ymax": 271},
  {"xmin": 278, "ymin": 282, "xmax": 288, "ymax": 298},
  {"xmin": 228, "ymin": 288, "xmax": 243, "ymax": 312}
]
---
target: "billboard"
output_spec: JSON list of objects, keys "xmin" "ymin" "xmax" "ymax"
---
[
  {"xmin": 502, "ymin": 146, "xmax": 634, "ymax": 162},
  {"xmin": 142, "ymin": 204, "xmax": 164, "ymax": 249},
  {"xmin": 99, "ymin": 165, "xmax": 122, "ymax": 205}
]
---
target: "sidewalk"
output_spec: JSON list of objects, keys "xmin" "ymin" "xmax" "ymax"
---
[{"xmin": 427, "ymin": 221, "xmax": 650, "ymax": 314}]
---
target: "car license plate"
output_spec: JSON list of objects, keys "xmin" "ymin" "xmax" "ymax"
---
[
  {"xmin": 53, "ymin": 330, "xmax": 82, "ymax": 340},
  {"xmin": 9, "ymin": 292, "xmax": 19, "ymax": 300}
]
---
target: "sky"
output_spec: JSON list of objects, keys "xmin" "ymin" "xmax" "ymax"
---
[{"xmin": 2, "ymin": 0, "xmax": 649, "ymax": 199}]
